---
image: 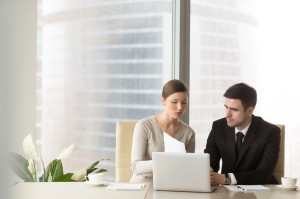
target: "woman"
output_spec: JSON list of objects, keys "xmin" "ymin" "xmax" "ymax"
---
[{"xmin": 130, "ymin": 79, "xmax": 195, "ymax": 183}]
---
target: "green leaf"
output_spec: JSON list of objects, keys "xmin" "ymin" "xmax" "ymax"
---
[
  {"xmin": 86, "ymin": 168, "xmax": 97, "ymax": 175},
  {"xmin": 86, "ymin": 161, "xmax": 99, "ymax": 175},
  {"xmin": 55, "ymin": 173, "xmax": 76, "ymax": 182},
  {"xmin": 96, "ymin": 169, "xmax": 107, "ymax": 173},
  {"xmin": 48, "ymin": 172, "xmax": 52, "ymax": 182},
  {"xmin": 43, "ymin": 159, "xmax": 64, "ymax": 182},
  {"xmin": 87, "ymin": 161, "xmax": 99, "ymax": 170},
  {"xmin": 8, "ymin": 152, "xmax": 34, "ymax": 182}
]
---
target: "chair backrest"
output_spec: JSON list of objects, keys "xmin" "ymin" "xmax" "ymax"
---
[
  {"xmin": 115, "ymin": 122, "xmax": 285, "ymax": 183},
  {"xmin": 115, "ymin": 121, "xmax": 137, "ymax": 182},
  {"xmin": 274, "ymin": 124, "xmax": 285, "ymax": 184}
]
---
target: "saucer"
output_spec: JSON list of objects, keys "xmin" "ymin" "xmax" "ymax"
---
[
  {"xmin": 276, "ymin": 185, "xmax": 298, "ymax": 191},
  {"xmin": 83, "ymin": 181, "xmax": 105, "ymax": 187}
]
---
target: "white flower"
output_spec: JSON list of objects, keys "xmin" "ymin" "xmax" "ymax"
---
[
  {"xmin": 28, "ymin": 158, "xmax": 36, "ymax": 181},
  {"xmin": 56, "ymin": 143, "xmax": 75, "ymax": 160},
  {"xmin": 28, "ymin": 158, "xmax": 35, "ymax": 176},
  {"xmin": 23, "ymin": 134, "xmax": 37, "ymax": 158},
  {"xmin": 71, "ymin": 167, "xmax": 87, "ymax": 182}
]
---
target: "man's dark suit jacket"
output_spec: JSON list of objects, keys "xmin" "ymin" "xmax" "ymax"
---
[{"xmin": 204, "ymin": 115, "xmax": 281, "ymax": 185}]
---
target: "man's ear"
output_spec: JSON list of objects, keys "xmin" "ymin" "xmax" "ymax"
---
[{"xmin": 248, "ymin": 107, "xmax": 254, "ymax": 115}]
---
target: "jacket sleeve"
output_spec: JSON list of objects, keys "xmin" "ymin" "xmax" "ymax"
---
[{"xmin": 204, "ymin": 122, "xmax": 221, "ymax": 172}]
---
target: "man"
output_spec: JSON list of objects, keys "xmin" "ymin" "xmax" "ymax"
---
[{"xmin": 204, "ymin": 83, "xmax": 280, "ymax": 185}]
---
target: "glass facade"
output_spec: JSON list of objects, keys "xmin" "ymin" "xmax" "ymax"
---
[
  {"xmin": 190, "ymin": 0, "xmax": 258, "ymax": 152},
  {"xmin": 36, "ymin": 0, "xmax": 300, "ymax": 183},
  {"xmin": 37, "ymin": 0, "xmax": 172, "ymax": 180}
]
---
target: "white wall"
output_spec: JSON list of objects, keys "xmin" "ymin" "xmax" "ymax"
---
[
  {"xmin": 0, "ymin": 0, "xmax": 37, "ymax": 154},
  {"xmin": 0, "ymin": 0, "xmax": 37, "ymax": 190}
]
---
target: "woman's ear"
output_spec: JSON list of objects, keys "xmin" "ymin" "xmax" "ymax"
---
[{"xmin": 161, "ymin": 97, "xmax": 165, "ymax": 106}]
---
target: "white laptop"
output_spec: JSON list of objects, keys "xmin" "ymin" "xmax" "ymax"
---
[{"xmin": 152, "ymin": 152, "xmax": 216, "ymax": 192}]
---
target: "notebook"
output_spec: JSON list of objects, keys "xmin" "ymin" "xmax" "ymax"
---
[{"xmin": 152, "ymin": 152, "xmax": 216, "ymax": 192}]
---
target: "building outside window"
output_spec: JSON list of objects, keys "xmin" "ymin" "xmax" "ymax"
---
[
  {"xmin": 37, "ymin": 0, "xmax": 172, "ymax": 180},
  {"xmin": 36, "ymin": 0, "xmax": 300, "ymax": 182}
]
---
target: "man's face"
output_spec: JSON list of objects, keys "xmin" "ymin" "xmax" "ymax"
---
[{"xmin": 224, "ymin": 98, "xmax": 253, "ymax": 130}]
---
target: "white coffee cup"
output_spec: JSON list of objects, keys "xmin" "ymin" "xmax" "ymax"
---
[
  {"xmin": 281, "ymin": 177, "xmax": 297, "ymax": 188},
  {"xmin": 85, "ymin": 173, "xmax": 104, "ymax": 184}
]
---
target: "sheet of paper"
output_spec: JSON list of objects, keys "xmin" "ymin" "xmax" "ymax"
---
[
  {"xmin": 224, "ymin": 185, "xmax": 271, "ymax": 192},
  {"xmin": 106, "ymin": 183, "xmax": 145, "ymax": 191},
  {"xmin": 223, "ymin": 185, "xmax": 244, "ymax": 192},
  {"xmin": 237, "ymin": 185, "xmax": 271, "ymax": 191},
  {"xmin": 163, "ymin": 132, "xmax": 186, "ymax": 153}
]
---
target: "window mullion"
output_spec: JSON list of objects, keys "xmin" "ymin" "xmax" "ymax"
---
[{"xmin": 172, "ymin": 0, "xmax": 190, "ymax": 124}]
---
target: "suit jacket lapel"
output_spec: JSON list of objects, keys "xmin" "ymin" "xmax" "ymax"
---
[{"xmin": 236, "ymin": 116, "xmax": 259, "ymax": 168}]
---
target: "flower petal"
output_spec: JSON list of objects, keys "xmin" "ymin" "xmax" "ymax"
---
[
  {"xmin": 71, "ymin": 167, "xmax": 87, "ymax": 182},
  {"xmin": 28, "ymin": 158, "xmax": 35, "ymax": 175},
  {"xmin": 23, "ymin": 134, "xmax": 37, "ymax": 158},
  {"xmin": 56, "ymin": 143, "xmax": 75, "ymax": 160}
]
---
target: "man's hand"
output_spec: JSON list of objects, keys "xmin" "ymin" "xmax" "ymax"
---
[{"xmin": 210, "ymin": 167, "xmax": 225, "ymax": 186}]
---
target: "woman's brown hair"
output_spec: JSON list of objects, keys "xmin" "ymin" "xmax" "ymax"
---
[{"xmin": 162, "ymin": 79, "xmax": 189, "ymax": 99}]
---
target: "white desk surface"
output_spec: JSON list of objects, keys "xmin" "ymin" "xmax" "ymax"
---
[
  {"xmin": 9, "ymin": 182, "xmax": 300, "ymax": 199},
  {"xmin": 146, "ymin": 184, "xmax": 300, "ymax": 199},
  {"xmin": 9, "ymin": 182, "xmax": 149, "ymax": 199}
]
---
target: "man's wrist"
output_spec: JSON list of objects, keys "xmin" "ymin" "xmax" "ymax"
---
[{"xmin": 224, "ymin": 173, "xmax": 231, "ymax": 185}]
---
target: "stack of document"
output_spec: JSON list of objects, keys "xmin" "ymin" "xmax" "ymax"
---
[
  {"xmin": 106, "ymin": 183, "xmax": 145, "ymax": 191},
  {"xmin": 224, "ymin": 185, "xmax": 271, "ymax": 192}
]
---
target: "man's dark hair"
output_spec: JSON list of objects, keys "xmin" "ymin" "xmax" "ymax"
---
[{"xmin": 223, "ymin": 83, "xmax": 257, "ymax": 110}]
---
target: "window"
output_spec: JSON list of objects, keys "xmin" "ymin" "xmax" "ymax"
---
[
  {"xmin": 37, "ymin": 0, "xmax": 172, "ymax": 180},
  {"xmin": 37, "ymin": 0, "xmax": 300, "ymax": 182},
  {"xmin": 189, "ymin": 0, "xmax": 257, "ymax": 151}
]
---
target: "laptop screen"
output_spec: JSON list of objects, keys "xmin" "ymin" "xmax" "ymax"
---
[{"xmin": 152, "ymin": 152, "xmax": 214, "ymax": 192}]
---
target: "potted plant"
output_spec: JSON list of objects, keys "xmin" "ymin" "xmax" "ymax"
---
[{"xmin": 9, "ymin": 134, "xmax": 108, "ymax": 182}]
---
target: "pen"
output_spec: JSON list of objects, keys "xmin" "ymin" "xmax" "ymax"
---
[{"xmin": 237, "ymin": 185, "xmax": 245, "ymax": 191}]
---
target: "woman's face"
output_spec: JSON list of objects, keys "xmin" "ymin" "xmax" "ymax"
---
[{"xmin": 162, "ymin": 92, "xmax": 188, "ymax": 119}]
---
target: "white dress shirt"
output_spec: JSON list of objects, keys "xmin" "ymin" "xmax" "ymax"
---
[{"xmin": 229, "ymin": 122, "xmax": 251, "ymax": 185}]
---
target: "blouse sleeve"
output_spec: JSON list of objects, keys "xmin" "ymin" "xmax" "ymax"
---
[
  {"xmin": 186, "ymin": 129, "xmax": 195, "ymax": 153},
  {"xmin": 131, "ymin": 120, "xmax": 153, "ymax": 175}
]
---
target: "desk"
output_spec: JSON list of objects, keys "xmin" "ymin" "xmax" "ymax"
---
[
  {"xmin": 146, "ymin": 184, "xmax": 300, "ymax": 199},
  {"xmin": 9, "ymin": 183, "xmax": 300, "ymax": 199},
  {"xmin": 9, "ymin": 182, "xmax": 149, "ymax": 199}
]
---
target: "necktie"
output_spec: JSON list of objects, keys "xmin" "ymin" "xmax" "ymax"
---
[{"xmin": 236, "ymin": 132, "xmax": 244, "ymax": 157}]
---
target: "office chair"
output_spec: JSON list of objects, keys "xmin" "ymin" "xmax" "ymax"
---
[
  {"xmin": 115, "ymin": 122, "xmax": 285, "ymax": 183},
  {"xmin": 115, "ymin": 121, "xmax": 137, "ymax": 182},
  {"xmin": 274, "ymin": 124, "xmax": 285, "ymax": 184}
]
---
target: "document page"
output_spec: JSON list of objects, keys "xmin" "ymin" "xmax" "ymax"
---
[
  {"xmin": 163, "ymin": 132, "xmax": 186, "ymax": 153},
  {"xmin": 237, "ymin": 185, "xmax": 271, "ymax": 191},
  {"xmin": 223, "ymin": 185, "xmax": 244, "ymax": 192},
  {"xmin": 224, "ymin": 185, "xmax": 271, "ymax": 192}
]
